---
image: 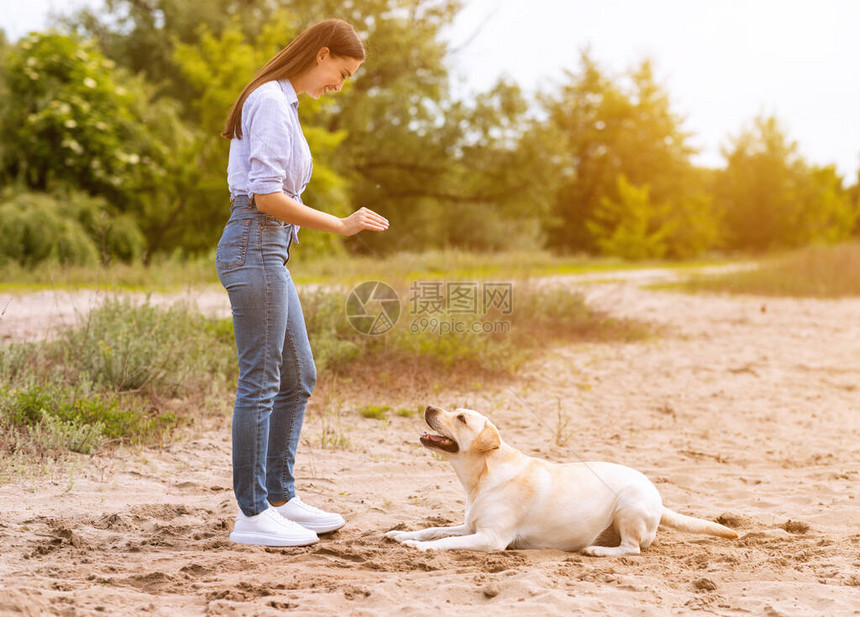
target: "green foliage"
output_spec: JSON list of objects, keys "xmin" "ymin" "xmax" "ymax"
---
[
  {"xmin": 851, "ymin": 170, "xmax": 860, "ymax": 235},
  {"xmin": 299, "ymin": 0, "xmax": 459, "ymax": 232},
  {"xmin": 543, "ymin": 54, "xmax": 702, "ymax": 253},
  {"xmin": 339, "ymin": 72, "xmax": 557, "ymax": 253},
  {"xmin": 508, "ymin": 281, "xmax": 653, "ymax": 343},
  {"xmin": 0, "ymin": 391, "xmax": 108, "ymax": 455},
  {"xmin": 0, "ymin": 31, "xmax": 194, "ymax": 261},
  {"xmin": 59, "ymin": 298, "xmax": 235, "ymax": 394},
  {"xmin": 0, "ymin": 190, "xmax": 147, "ymax": 266},
  {"xmin": 0, "ymin": 343, "xmax": 40, "ymax": 383},
  {"xmin": 2, "ymin": 33, "xmax": 178, "ymax": 202},
  {"xmin": 359, "ymin": 404, "xmax": 390, "ymax": 419},
  {"xmin": 716, "ymin": 115, "xmax": 856, "ymax": 251},
  {"xmin": 0, "ymin": 264, "xmax": 659, "ymax": 460},
  {"xmin": 586, "ymin": 174, "xmax": 721, "ymax": 261},
  {"xmin": 661, "ymin": 187, "xmax": 722, "ymax": 259},
  {"xmin": 301, "ymin": 288, "xmax": 364, "ymax": 373},
  {"xmin": 4, "ymin": 1, "xmax": 851, "ymax": 264},
  {"xmin": 1, "ymin": 382, "xmax": 170, "ymax": 446},
  {"xmin": 65, "ymin": 191, "xmax": 147, "ymax": 262},
  {"xmin": 0, "ymin": 192, "xmax": 99, "ymax": 266},
  {"xmin": 793, "ymin": 165, "xmax": 857, "ymax": 244},
  {"xmin": 122, "ymin": 0, "xmax": 543, "ymax": 255},
  {"xmin": 587, "ymin": 176, "xmax": 672, "ymax": 260},
  {"xmin": 304, "ymin": 277, "xmax": 654, "ymax": 377},
  {"xmin": 2, "ymin": 32, "xmax": 129, "ymax": 191},
  {"xmin": 26, "ymin": 413, "xmax": 106, "ymax": 455},
  {"xmin": 59, "ymin": 0, "xmax": 278, "ymax": 104},
  {"xmin": 0, "ymin": 298, "xmax": 234, "ymax": 458}
]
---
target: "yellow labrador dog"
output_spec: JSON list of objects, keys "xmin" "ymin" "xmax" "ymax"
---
[{"xmin": 386, "ymin": 405, "xmax": 738, "ymax": 556}]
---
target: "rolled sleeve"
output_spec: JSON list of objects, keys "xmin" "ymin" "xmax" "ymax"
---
[{"xmin": 243, "ymin": 91, "xmax": 293, "ymax": 196}]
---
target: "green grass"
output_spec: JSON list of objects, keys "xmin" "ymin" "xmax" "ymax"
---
[
  {"xmin": 0, "ymin": 248, "xmax": 729, "ymax": 292},
  {"xmin": 666, "ymin": 243, "xmax": 860, "ymax": 298},
  {"xmin": 0, "ymin": 252, "xmax": 219, "ymax": 292},
  {"xmin": 0, "ymin": 298, "xmax": 235, "ymax": 465},
  {"xmin": 395, "ymin": 406, "xmax": 421, "ymax": 417},
  {"xmin": 293, "ymin": 249, "xmax": 726, "ymax": 286},
  {"xmin": 359, "ymin": 404, "xmax": 391, "ymax": 420}
]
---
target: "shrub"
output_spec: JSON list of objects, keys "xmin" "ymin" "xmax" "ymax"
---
[
  {"xmin": 0, "ymin": 382, "xmax": 174, "ymax": 456},
  {"xmin": 588, "ymin": 176, "xmax": 671, "ymax": 260},
  {"xmin": 57, "ymin": 297, "xmax": 235, "ymax": 394},
  {"xmin": 302, "ymin": 288, "xmax": 364, "ymax": 372},
  {"xmin": 0, "ymin": 342, "xmax": 41, "ymax": 383},
  {"xmin": 304, "ymin": 278, "xmax": 654, "ymax": 380},
  {"xmin": 0, "ymin": 190, "xmax": 147, "ymax": 266},
  {"xmin": 0, "ymin": 299, "xmax": 231, "ymax": 459},
  {"xmin": 67, "ymin": 191, "xmax": 146, "ymax": 262},
  {"xmin": 0, "ymin": 193, "xmax": 98, "ymax": 266},
  {"xmin": 0, "ymin": 31, "xmax": 187, "ymax": 239}
]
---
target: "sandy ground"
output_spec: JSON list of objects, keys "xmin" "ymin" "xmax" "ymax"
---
[{"xmin": 1, "ymin": 273, "xmax": 859, "ymax": 616}]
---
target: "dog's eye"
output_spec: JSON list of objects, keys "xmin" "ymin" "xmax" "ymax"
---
[{"xmin": 457, "ymin": 414, "xmax": 467, "ymax": 424}]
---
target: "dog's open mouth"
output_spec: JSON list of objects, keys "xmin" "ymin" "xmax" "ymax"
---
[{"xmin": 420, "ymin": 432, "xmax": 459, "ymax": 453}]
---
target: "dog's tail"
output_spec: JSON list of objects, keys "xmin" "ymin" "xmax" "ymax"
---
[{"xmin": 659, "ymin": 507, "xmax": 738, "ymax": 539}]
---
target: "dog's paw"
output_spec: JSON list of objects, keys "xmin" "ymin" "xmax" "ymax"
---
[
  {"xmin": 385, "ymin": 530, "xmax": 408, "ymax": 542},
  {"xmin": 401, "ymin": 539, "xmax": 433, "ymax": 552},
  {"xmin": 581, "ymin": 544, "xmax": 640, "ymax": 557}
]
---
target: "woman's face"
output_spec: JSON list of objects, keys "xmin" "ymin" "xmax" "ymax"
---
[{"xmin": 302, "ymin": 48, "xmax": 362, "ymax": 99}]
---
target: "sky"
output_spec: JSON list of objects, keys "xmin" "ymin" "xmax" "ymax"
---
[{"xmin": 4, "ymin": 0, "xmax": 859, "ymax": 179}]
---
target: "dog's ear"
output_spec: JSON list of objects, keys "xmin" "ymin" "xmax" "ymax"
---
[{"xmin": 472, "ymin": 422, "xmax": 501, "ymax": 452}]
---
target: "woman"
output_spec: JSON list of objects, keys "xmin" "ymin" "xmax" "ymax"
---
[{"xmin": 217, "ymin": 19, "xmax": 388, "ymax": 547}]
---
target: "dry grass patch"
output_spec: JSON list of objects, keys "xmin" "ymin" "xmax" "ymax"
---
[{"xmin": 670, "ymin": 243, "xmax": 860, "ymax": 298}]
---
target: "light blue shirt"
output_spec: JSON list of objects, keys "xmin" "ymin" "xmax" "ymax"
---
[{"xmin": 227, "ymin": 79, "xmax": 312, "ymax": 243}]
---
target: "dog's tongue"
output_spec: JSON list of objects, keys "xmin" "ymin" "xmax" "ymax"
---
[{"xmin": 420, "ymin": 431, "xmax": 459, "ymax": 453}]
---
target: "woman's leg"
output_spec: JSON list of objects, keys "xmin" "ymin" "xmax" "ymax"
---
[
  {"xmin": 266, "ymin": 269, "xmax": 317, "ymax": 503},
  {"xmin": 219, "ymin": 223, "xmax": 289, "ymax": 517}
]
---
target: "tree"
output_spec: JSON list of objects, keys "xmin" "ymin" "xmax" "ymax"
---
[
  {"xmin": 61, "ymin": 0, "xmax": 280, "ymax": 106},
  {"xmin": 542, "ymin": 52, "xmax": 706, "ymax": 255},
  {"xmin": 795, "ymin": 165, "xmax": 857, "ymax": 245},
  {"xmin": 0, "ymin": 29, "xmax": 9, "ymax": 184},
  {"xmin": 716, "ymin": 115, "xmax": 855, "ymax": 251},
  {"xmin": 587, "ymin": 176, "xmax": 671, "ymax": 259},
  {"xmin": 65, "ymin": 0, "xmax": 561, "ymax": 255},
  {"xmin": 340, "ymin": 76, "xmax": 564, "ymax": 252},
  {"xmin": 65, "ymin": 0, "xmax": 479, "ymax": 255},
  {"xmin": 0, "ymin": 31, "xmax": 193, "ymax": 261},
  {"xmin": 661, "ymin": 173, "xmax": 722, "ymax": 259}
]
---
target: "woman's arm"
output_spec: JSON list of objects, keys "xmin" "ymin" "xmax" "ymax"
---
[{"xmin": 254, "ymin": 191, "xmax": 388, "ymax": 236}]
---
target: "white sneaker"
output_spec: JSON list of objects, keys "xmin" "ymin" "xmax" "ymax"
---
[
  {"xmin": 230, "ymin": 507, "xmax": 319, "ymax": 546},
  {"xmin": 274, "ymin": 496, "xmax": 346, "ymax": 534}
]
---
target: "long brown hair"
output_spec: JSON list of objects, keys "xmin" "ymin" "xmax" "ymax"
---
[{"xmin": 222, "ymin": 19, "xmax": 365, "ymax": 139}]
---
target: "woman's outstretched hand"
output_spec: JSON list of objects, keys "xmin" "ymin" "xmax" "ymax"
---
[{"xmin": 339, "ymin": 207, "xmax": 389, "ymax": 236}]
